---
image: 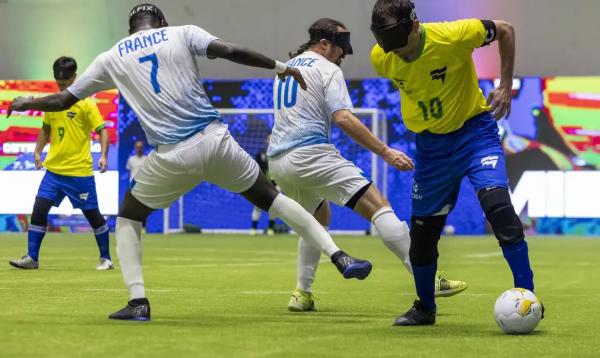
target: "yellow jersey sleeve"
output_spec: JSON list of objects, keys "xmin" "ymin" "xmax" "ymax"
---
[
  {"xmin": 84, "ymin": 99, "xmax": 106, "ymax": 133},
  {"xmin": 441, "ymin": 19, "xmax": 487, "ymax": 50},
  {"xmin": 42, "ymin": 112, "xmax": 52, "ymax": 126},
  {"xmin": 370, "ymin": 44, "xmax": 387, "ymax": 78}
]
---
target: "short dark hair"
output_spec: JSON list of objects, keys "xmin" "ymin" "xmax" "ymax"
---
[
  {"xmin": 53, "ymin": 56, "xmax": 77, "ymax": 80},
  {"xmin": 289, "ymin": 18, "xmax": 347, "ymax": 58},
  {"xmin": 372, "ymin": 0, "xmax": 415, "ymax": 28}
]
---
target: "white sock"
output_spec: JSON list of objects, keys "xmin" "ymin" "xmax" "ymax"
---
[
  {"xmin": 268, "ymin": 193, "xmax": 339, "ymax": 256},
  {"xmin": 251, "ymin": 206, "xmax": 261, "ymax": 222},
  {"xmin": 116, "ymin": 217, "xmax": 145, "ymax": 300},
  {"xmin": 372, "ymin": 207, "xmax": 413, "ymax": 273},
  {"xmin": 296, "ymin": 237, "xmax": 322, "ymax": 293}
]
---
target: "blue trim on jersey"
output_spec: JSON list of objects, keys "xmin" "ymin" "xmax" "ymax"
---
[
  {"xmin": 411, "ymin": 112, "xmax": 509, "ymax": 217},
  {"xmin": 267, "ymin": 136, "xmax": 329, "ymax": 157},
  {"xmin": 37, "ymin": 170, "xmax": 100, "ymax": 210}
]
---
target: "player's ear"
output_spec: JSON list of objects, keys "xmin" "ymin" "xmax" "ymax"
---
[
  {"xmin": 412, "ymin": 19, "xmax": 420, "ymax": 32},
  {"xmin": 319, "ymin": 39, "xmax": 329, "ymax": 51}
]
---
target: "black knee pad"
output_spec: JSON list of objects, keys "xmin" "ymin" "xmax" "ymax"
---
[
  {"xmin": 82, "ymin": 209, "xmax": 107, "ymax": 229},
  {"xmin": 31, "ymin": 196, "xmax": 54, "ymax": 227},
  {"xmin": 478, "ymin": 187, "xmax": 524, "ymax": 246},
  {"xmin": 409, "ymin": 215, "xmax": 447, "ymax": 266}
]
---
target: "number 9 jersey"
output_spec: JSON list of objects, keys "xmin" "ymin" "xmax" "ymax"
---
[
  {"xmin": 42, "ymin": 98, "xmax": 105, "ymax": 177},
  {"xmin": 268, "ymin": 50, "xmax": 354, "ymax": 158},
  {"xmin": 370, "ymin": 19, "xmax": 493, "ymax": 134}
]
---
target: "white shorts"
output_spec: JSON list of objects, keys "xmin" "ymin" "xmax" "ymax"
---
[
  {"xmin": 131, "ymin": 121, "xmax": 259, "ymax": 209},
  {"xmin": 269, "ymin": 144, "xmax": 371, "ymax": 213}
]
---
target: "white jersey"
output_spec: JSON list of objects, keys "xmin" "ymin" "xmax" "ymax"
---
[
  {"xmin": 68, "ymin": 25, "xmax": 221, "ymax": 146},
  {"xmin": 126, "ymin": 154, "xmax": 147, "ymax": 179},
  {"xmin": 268, "ymin": 51, "xmax": 354, "ymax": 157}
]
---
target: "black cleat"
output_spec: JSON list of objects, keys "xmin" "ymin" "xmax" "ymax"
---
[
  {"xmin": 331, "ymin": 250, "xmax": 372, "ymax": 280},
  {"xmin": 393, "ymin": 300, "xmax": 436, "ymax": 326},
  {"xmin": 541, "ymin": 302, "xmax": 545, "ymax": 319},
  {"xmin": 109, "ymin": 298, "xmax": 151, "ymax": 321}
]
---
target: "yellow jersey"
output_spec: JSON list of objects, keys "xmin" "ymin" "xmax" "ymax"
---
[
  {"xmin": 42, "ymin": 98, "xmax": 105, "ymax": 177},
  {"xmin": 371, "ymin": 19, "xmax": 491, "ymax": 134}
]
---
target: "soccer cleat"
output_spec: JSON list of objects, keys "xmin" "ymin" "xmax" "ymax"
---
[
  {"xmin": 96, "ymin": 258, "xmax": 114, "ymax": 271},
  {"xmin": 266, "ymin": 228, "xmax": 275, "ymax": 236},
  {"xmin": 9, "ymin": 255, "xmax": 39, "ymax": 270},
  {"xmin": 393, "ymin": 300, "xmax": 436, "ymax": 326},
  {"xmin": 330, "ymin": 250, "xmax": 372, "ymax": 280},
  {"xmin": 434, "ymin": 271, "xmax": 468, "ymax": 298},
  {"xmin": 287, "ymin": 288, "xmax": 318, "ymax": 312},
  {"xmin": 109, "ymin": 298, "xmax": 151, "ymax": 321},
  {"xmin": 249, "ymin": 228, "xmax": 257, "ymax": 236},
  {"xmin": 541, "ymin": 302, "xmax": 545, "ymax": 319}
]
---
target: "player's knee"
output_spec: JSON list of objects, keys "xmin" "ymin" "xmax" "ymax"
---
[
  {"xmin": 409, "ymin": 215, "xmax": 446, "ymax": 266},
  {"xmin": 31, "ymin": 196, "xmax": 53, "ymax": 227},
  {"xmin": 118, "ymin": 191, "xmax": 154, "ymax": 222},
  {"xmin": 83, "ymin": 208, "xmax": 107, "ymax": 229},
  {"xmin": 241, "ymin": 172, "xmax": 279, "ymax": 212},
  {"xmin": 478, "ymin": 187, "xmax": 524, "ymax": 246}
]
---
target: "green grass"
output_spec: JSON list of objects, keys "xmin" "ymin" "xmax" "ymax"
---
[{"xmin": 1, "ymin": 233, "xmax": 599, "ymax": 357}]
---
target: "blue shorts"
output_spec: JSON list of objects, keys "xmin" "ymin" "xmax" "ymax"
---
[
  {"xmin": 37, "ymin": 171, "xmax": 99, "ymax": 210},
  {"xmin": 412, "ymin": 112, "xmax": 508, "ymax": 217}
]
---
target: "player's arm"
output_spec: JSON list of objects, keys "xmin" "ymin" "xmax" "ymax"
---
[
  {"xmin": 97, "ymin": 128, "xmax": 109, "ymax": 173},
  {"xmin": 485, "ymin": 20, "xmax": 515, "ymax": 120},
  {"xmin": 207, "ymin": 40, "xmax": 306, "ymax": 90},
  {"xmin": 332, "ymin": 110, "xmax": 413, "ymax": 171},
  {"xmin": 33, "ymin": 123, "xmax": 51, "ymax": 170},
  {"xmin": 7, "ymin": 92, "xmax": 79, "ymax": 118}
]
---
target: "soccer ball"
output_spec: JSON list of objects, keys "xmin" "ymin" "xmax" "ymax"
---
[{"xmin": 494, "ymin": 288, "xmax": 542, "ymax": 334}]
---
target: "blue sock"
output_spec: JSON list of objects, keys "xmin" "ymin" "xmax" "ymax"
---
[
  {"xmin": 412, "ymin": 261, "xmax": 437, "ymax": 311},
  {"xmin": 94, "ymin": 224, "xmax": 111, "ymax": 260},
  {"xmin": 501, "ymin": 240, "xmax": 534, "ymax": 291},
  {"xmin": 27, "ymin": 225, "xmax": 47, "ymax": 262}
]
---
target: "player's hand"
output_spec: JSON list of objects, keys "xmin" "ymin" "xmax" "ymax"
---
[
  {"xmin": 98, "ymin": 155, "xmax": 107, "ymax": 173},
  {"xmin": 381, "ymin": 147, "xmax": 414, "ymax": 171},
  {"xmin": 278, "ymin": 67, "xmax": 307, "ymax": 90},
  {"xmin": 34, "ymin": 152, "xmax": 43, "ymax": 170},
  {"xmin": 487, "ymin": 85, "xmax": 512, "ymax": 120},
  {"xmin": 6, "ymin": 97, "xmax": 31, "ymax": 118}
]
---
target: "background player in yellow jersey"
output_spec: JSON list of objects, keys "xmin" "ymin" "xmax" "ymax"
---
[
  {"xmin": 370, "ymin": 0, "xmax": 540, "ymax": 325},
  {"xmin": 9, "ymin": 57, "xmax": 113, "ymax": 271}
]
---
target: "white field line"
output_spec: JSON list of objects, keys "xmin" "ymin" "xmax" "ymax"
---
[
  {"xmin": 241, "ymin": 291, "xmax": 329, "ymax": 295},
  {"xmin": 465, "ymin": 252, "xmax": 503, "ymax": 258},
  {"xmin": 84, "ymin": 288, "xmax": 184, "ymax": 292}
]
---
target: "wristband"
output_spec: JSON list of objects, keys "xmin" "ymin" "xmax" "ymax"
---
[{"xmin": 274, "ymin": 61, "xmax": 287, "ymax": 74}]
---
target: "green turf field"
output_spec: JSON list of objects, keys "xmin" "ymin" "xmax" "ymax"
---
[{"xmin": 1, "ymin": 233, "xmax": 598, "ymax": 357}]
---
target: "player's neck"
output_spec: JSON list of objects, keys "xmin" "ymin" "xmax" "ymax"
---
[{"xmin": 402, "ymin": 31, "xmax": 421, "ymax": 62}]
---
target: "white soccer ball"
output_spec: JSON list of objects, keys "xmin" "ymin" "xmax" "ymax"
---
[{"xmin": 494, "ymin": 288, "xmax": 542, "ymax": 334}]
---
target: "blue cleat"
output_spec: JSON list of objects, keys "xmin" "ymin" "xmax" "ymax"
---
[{"xmin": 331, "ymin": 250, "xmax": 372, "ymax": 280}]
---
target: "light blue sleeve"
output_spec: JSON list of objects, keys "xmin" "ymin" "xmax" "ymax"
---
[
  {"xmin": 183, "ymin": 25, "xmax": 220, "ymax": 57},
  {"xmin": 325, "ymin": 69, "xmax": 354, "ymax": 115},
  {"xmin": 67, "ymin": 52, "xmax": 115, "ymax": 99}
]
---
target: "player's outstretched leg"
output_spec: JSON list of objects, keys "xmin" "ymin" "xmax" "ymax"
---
[
  {"xmin": 241, "ymin": 173, "xmax": 372, "ymax": 280},
  {"xmin": 353, "ymin": 185, "xmax": 467, "ymax": 298},
  {"xmin": 109, "ymin": 191, "xmax": 153, "ymax": 321},
  {"xmin": 393, "ymin": 215, "xmax": 446, "ymax": 326},
  {"xmin": 9, "ymin": 196, "xmax": 53, "ymax": 270},
  {"xmin": 478, "ymin": 187, "xmax": 535, "ymax": 291}
]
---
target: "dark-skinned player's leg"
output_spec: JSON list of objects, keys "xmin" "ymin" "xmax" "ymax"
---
[
  {"xmin": 108, "ymin": 191, "xmax": 154, "ymax": 321},
  {"xmin": 241, "ymin": 171, "xmax": 372, "ymax": 279}
]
